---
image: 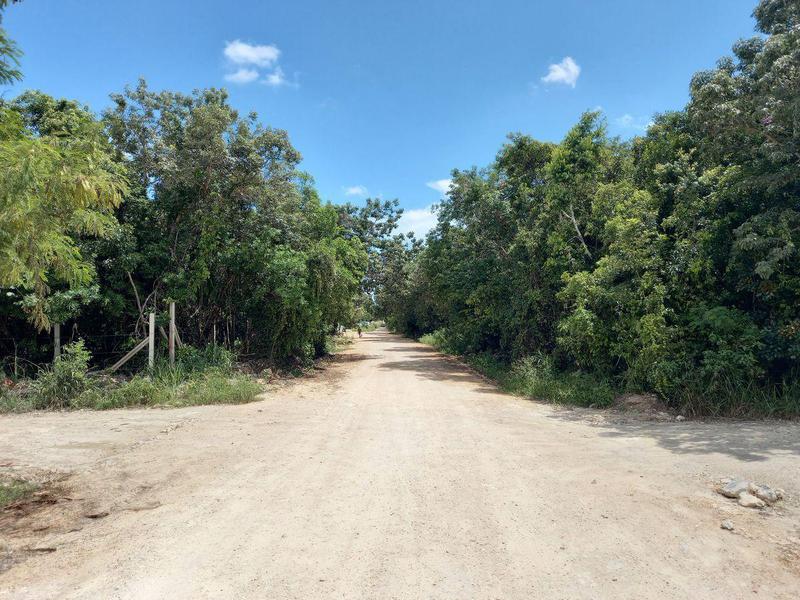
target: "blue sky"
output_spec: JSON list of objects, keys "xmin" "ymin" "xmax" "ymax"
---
[{"xmin": 5, "ymin": 0, "xmax": 758, "ymax": 234}]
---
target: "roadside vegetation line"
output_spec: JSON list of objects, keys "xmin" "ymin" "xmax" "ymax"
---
[
  {"xmin": 0, "ymin": 331, "xmax": 360, "ymax": 413},
  {"xmin": 418, "ymin": 331, "xmax": 800, "ymax": 418},
  {"xmin": 418, "ymin": 332, "xmax": 614, "ymax": 409},
  {"xmin": 381, "ymin": 3, "xmax": 800, "ymax": 419}
]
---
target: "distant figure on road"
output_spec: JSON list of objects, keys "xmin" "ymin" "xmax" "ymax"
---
[{"xmin": 357, "ymin": 325, "xmax": 362, "ymax": 338}]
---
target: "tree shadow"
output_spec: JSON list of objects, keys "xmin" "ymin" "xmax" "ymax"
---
[
  {"xmin": 374, "ymin": 332, "xmax": 800, "ymax": 463},
  {"xmin": 383, "ymin": 345, "xmax": 437, "ymax": 354},
  {"xmin": 543, "ymin": 406, "xmax": 800, "ymax": 462},
  {"xmin": 334, "ymin": 353, "xmax": 383, "ymax": 363},
  {"xmin": 377, "ymin": 356, "xmax": 500, "ymax": 394}
]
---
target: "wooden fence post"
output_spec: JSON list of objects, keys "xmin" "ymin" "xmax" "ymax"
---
[
  {"xmin": 148, "ymin": 312, "xmax": 155, "ymax": 369},
  {"xmin": 53, "ymin": 323, "xmax": 61, "ymax": 362},
  {"xmin": 213, "ymin": 322, "xmax": 217, "ymax": 345},
  {"xmin": 169, "ymin": 302, "xmax": 176, "ymax": 368}
]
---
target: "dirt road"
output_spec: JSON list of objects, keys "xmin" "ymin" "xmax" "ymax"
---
[{"xmin": 1, "ymin": 330, "xmax": 799, "ymax": 599}]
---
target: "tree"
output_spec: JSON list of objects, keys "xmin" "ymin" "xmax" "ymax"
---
[
  {"xmin": 0, "ymin": 94, "xmax": 127, "ymax": 329},
  {"xmin": 0, "ymin": 0, "xmax": 22, "ymax": 85}
]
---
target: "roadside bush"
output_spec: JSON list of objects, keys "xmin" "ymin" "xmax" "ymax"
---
[
  {"xmin": 30, "ymin": 341, "xmax": 94, "ymax": 409},
  {"xmin": 176, "ymin": 344, "xmax": 235, "ymax": 374},
  {"xmin": 419, "ymin": 328, "xmax": 460, "ymax": 354},
  {"xmin": 507, "ymin": 354, "xmax": 615, "ymax": 408}
]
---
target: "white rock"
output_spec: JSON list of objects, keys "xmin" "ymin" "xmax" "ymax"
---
[
  {"xmin": 737, "ymin": 492, "xmax": 766, "ymax": 509},
  {"xmin": 719, "ymin": 479, "xmax": 751, "ymax": 499},
  {"xmin": 675, "ymin": 415, "xmax": 686, "ymax": 422},
  {"xmin": 720, "ymin": 520, "xmax": 735, "ymax": 531}
]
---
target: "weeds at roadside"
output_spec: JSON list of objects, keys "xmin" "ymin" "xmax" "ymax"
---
[
  {"xmin": 0, "ymin": 341, "xmax": 263, "ymax": 413},
  {"xmin": 0, "ymin": 333, "xmax": 360, "ymax": 413},
  {"xmin": 469, "ymin": 353, "xmax": 615, "ymax": 409},
  {"xmin": 419, "ymin": 332, "xmax": 616, "ymax": 409},
  {"xmin": 418, "ymin": 331, "xmax": 799, "ymax": 417},
  {"xmin": 0, "ymin": 479, "xmax": 38, "ymax": 510}
]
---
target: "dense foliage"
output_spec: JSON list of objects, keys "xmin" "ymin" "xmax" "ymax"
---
[
  {"xmin": 380, "ymin": 0, "xmax": 799, "ymax": 415},
  {"xmin": 0, "ymin": 1, "xmax": 376, "ymax": 372},
  {"xmin": 0, "ymin": 81, "xmax": 371, "ymax": 369}
]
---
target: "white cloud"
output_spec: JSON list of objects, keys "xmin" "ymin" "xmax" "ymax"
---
[
  {"xmin": 615, "ymin": 114, "xmax": 652, "ymax": 132},
  {"xmin": 224, "ymin": 40, "xmax": 280, "ymax": 67},
  {"xmin": 224, "ymin": 68, "xmax": 259, "ymax": 84},
  {"xmin": 263, "ymin": 66, "xmax": 288, "ymax": 87},
  {"xmin": 222, "ymin": 40, "xmax": 294, "ymax": 88},
  {"xmin": 426, "ymin": 179, "xmax": 453, "ymax": 196},
  {"xmin": 541, "ymin": 56, "xmax": 581, "ymax": 88},
  {"xmin": 344, "ymin": 185, "xmax": 368, "ymax": 197},
  {"xmin": 397, "ymin": 204, "xmax": 438, "ymax": 237}
]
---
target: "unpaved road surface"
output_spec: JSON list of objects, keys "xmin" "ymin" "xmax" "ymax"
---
[{"xmin": 1, "ymin": 330, "xmax": 799, "ymax": 599}]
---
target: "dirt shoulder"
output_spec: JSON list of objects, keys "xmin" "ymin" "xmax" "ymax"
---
[{"xmin": 1, "ymin": 330, "xmax": 799, "ymax": 599}]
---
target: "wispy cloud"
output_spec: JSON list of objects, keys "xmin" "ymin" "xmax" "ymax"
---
[
  {"xmin": 344, "ymin": 185, "xmax": 368, "ymax": 197},
  {"xmin": 222, "ymin": 40, "xmax": 292, "ymax": 87},
  {"xmin": 224, "ymin": 40, "xmax": 280, "ymax": 67},
  {"xmin": 263, "ymin": 66, "xmax": 288, "ymax": 87},
  {"xmin": 224, "ymin": 68, "xmax": 259, "ymax": 84},
  {"xmin": 426, "ymin": 179, "xmax": 453, "ymax": 196},
  {"xmin": 397, "ymin": 204, "xmax": 438, "ymax": 237},
  {"xmin": 541, "ymin": 56, "xmax": 581, "ymax": 88},
  {"xmin": 615, "ymin": 113, "xmax": 652, "ymax": 132}
]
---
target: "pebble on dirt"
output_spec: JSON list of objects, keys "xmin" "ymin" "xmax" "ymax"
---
[
  {"xmin": 750, "ymin": 484, "xmax": 780, "ymax": 504},
  {"xmin": 720, "ymin": 520, "xmax": 735, "ymax": 531},
  {"xmin": 737, "ymin": 493, "xmax": 766, "ymax": 509}
]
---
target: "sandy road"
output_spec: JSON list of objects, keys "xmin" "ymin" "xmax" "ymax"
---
[{"xmin": 1, "ymin": 329, "xmax": 799, "ymax": 599}]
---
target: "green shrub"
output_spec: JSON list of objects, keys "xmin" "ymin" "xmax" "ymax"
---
[
  {"xmin": 176, "ymin": 344, "xmax": 235, "ymax": 374},
  {"xmin": 506, "ymin": 354, "xmax": 615, "ymax": 408},
  {"xmin": 31, "ymin": 341, "xmax": 94, "ymax": 409},
  {"xmin": 419, "ymin": 328, "xmax": 458, "ymax": 354},
  {"xmin": 0, "ymin": 479, "xmax": 38, "ymax": 509}
]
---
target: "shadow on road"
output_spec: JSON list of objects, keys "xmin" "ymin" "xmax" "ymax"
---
[
  {"xmin": 373, "ymin": 332, "xmax": 800, "ymax": 462},
  {"xmin": 377, "ymin": 347, "xmax": 502, "ymax": 395},
  {"xmin": 545, "ymin": 406, "xmax": 800, "ymax": 462}
]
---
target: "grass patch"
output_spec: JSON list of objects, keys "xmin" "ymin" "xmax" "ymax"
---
[
  {"xmin": 359, "ymin": 321, "xmax": 382, "ymax": 333},
  {"xmin": 0, "ymin": 479, "xmax": 38, "ymax": 509},
  {"xmin": 671, "ymin": 376, "xmax": 800, "ymax": 419},
  {"xmin": 166, "ymin": 372, "xmax": 263, "ymax": 407},
  {"xmin": 418, "ymin": 333, "xmax": 616, "ymax": 408},
  {"xmin": 0, "ymin": 385, "xmax": 35, "ymax": 413},
  {"xmin": 71, "ymin": 371, "xmax": 263, "ymax": 410},
  {"xmin": 467, "ymin": 353, "xmax": 615, "ymax": 409}
]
